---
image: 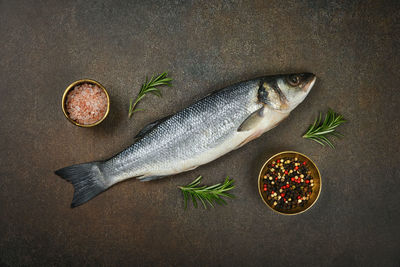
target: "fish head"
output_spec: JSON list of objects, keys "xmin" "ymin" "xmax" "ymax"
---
[{"xmin": 258, "ymin": 73, "xmax": 316, "ymax": 112}]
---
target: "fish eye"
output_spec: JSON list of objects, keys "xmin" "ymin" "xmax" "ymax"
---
[{"xmin": 288, "ymin": 75, "xmax": 300, "ymax": 86}]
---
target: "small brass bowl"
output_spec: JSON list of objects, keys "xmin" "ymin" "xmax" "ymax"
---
[
  {"xmin": 61, "ymin": 79, "xmax": 110, "ymax": 127},
  {"xmin": 258, "ymin": 151, "xmax": 321, "ymax": 215}
]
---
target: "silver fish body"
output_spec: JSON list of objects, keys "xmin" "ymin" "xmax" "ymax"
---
[{"xmin": 56, "ymin": 73, "xmax": 316, "ymax": 207}]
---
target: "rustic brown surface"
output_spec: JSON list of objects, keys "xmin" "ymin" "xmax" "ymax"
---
[{"xmin": 0, "ymin": 1, "xmax": 399, "ymax": 266}]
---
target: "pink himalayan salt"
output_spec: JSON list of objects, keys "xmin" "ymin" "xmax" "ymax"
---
[{"xmin": 65, "ymin": 83, "xmax": 108, "ymax": 125}]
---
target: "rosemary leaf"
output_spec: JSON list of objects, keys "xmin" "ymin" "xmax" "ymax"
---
[
  {"xmin": 128, "ymin": 72, "xmax": 172, "ymax": 118},
  {"xmin": 179, "ymin": 176, "xmax": 235, "ymax": 209},
  {"xmin": 303, "ymin": 109, "xmax": 346, "ymax": 148}
]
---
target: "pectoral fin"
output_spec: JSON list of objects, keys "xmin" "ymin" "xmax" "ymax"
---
[{"xmin": 237, "ymin": 107, "xmax": 264, "ymax": 132}]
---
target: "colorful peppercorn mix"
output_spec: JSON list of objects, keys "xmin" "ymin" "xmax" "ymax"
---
[{"xmin": 262, "ymin": 157, "xmax": 314, "ymax": 211}]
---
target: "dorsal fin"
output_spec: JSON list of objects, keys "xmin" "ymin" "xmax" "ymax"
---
[{"xmin": 134, "ymin": 114, "xmax": 173, "ymax": 140}]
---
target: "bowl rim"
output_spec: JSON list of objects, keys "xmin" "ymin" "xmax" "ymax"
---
[
  {"xmin": 257, "ymin": 151, "xmax": 322, "ymax": 215},
  {"xmin": 61, "ymin": 79, "xmax": 110, "ymax": 127}
]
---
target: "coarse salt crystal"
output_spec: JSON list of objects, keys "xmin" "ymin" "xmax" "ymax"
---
[{"xmin": 65, "ymin": 83, "xmax": 108, "ymax": 125}]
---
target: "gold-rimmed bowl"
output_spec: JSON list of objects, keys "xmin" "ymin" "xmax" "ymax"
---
[
  {"xmin": 258, "ymin": 151, "xmax": 321, "ymax": 215},
  {"xmin": 61, "ymin": 79, "xmax": 110, "ymax": 127}
]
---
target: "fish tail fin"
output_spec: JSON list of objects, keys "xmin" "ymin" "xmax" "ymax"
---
[{"xmin": 55, "ymin": 162, "xmax": 109, "ymax": 208}]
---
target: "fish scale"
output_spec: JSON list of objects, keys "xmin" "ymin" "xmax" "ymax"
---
[
  {"xmin": 55, "ymin": 73, "xmax": 316, "ymax": 207},
  {"xmin": 106, "ymin": 80, "xmax": 260, "ymax": 182}
]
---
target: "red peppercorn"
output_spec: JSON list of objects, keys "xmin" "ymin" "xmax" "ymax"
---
[{"xmin": 263, "ymin": 156, "xmax": 313, "ymax": 211}]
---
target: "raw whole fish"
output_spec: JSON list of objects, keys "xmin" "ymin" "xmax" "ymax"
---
[{"xmin": 55, "ymin": 73, "xmax": 316, "ymax": 207}]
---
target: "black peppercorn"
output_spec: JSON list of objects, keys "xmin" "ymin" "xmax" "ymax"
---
[{"xmin": 262, "ymin": 156, "xmax": 314, "ymax": 211}]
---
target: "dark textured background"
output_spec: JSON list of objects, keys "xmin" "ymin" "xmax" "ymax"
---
[{"xmin": 0, "ymin": 0, "xmax": 399, "ymax": 266}]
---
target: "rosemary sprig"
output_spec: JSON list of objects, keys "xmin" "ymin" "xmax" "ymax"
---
[
  {"xmin": 303, "ymin": 109, "xmax": 346, "ymax": 148},
  {"xmin": 178, "ymin": 176, "xmax": 235, "ymax": 209},
  {"xmin": 128, "ymin": 72, "xmax": 172, "ymax": 118}
]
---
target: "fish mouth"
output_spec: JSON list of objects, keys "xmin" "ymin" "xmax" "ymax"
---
[{"xmin": 303, "ymin": 74, "xmax": 316, "ymax": 92}]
